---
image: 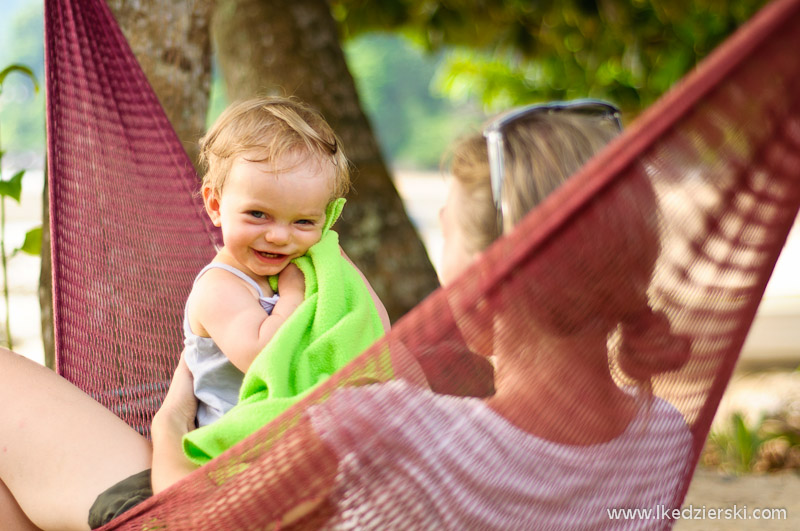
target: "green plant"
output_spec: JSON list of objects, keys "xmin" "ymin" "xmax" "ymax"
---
[
  {"xmin": 703, "ymin": 412, "xmax": 768, "ymax": 474},
  {"xmin": 0, "ymin": 64, "xmax": 42, "ymax": 350},
  {"xmin": 702, "ymin": 410, "xmax": 800, "ymax": 474}
]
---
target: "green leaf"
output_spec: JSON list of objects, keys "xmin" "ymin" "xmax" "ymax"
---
[
  {"xmin": 0, "ymin": 64, "xmax": 39, "ymax": 93},
  {"xmin": 731, "ymin": 412, "xmax": 767, "ymax": 472},
  {"xmin": 0, "ymin": 170, "xmax": 25, "ymax": 203},
  {"xmin": 17, "ymin": 226, "xmax": 42, "ymax": 256}
]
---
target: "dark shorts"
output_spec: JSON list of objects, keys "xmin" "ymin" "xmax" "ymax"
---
[{"xmin": 88, "ymin": 469, "xmax": 152, "ymax": 529}]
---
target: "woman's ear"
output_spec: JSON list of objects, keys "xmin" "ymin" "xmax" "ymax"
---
[{"xmin": 202, "ymin": 185, "xmax": 222, "ymax": 227}]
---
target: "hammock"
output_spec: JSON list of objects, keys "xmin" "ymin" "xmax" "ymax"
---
[{"xmin": 45, "ymin": 0, "xmax": 800, "ymax": 528}]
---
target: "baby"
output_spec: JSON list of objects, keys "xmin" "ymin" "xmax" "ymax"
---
[{"xmin": 184, "ymin": 96, "xmax": 370, "ymax": 427}]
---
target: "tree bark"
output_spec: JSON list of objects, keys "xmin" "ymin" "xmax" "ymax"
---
[
  {"xmin": 212, "ymin": 0, "xmax": 439, "ymax": 321},
  {"xmin": 40, "ymin": 162, "xmax": 54, "ymax": 369},
  {"xmin": 105, "ymin": 0, "xmax": 215, "ymax": 168},
  {"xmin": 40, "ymin": 0, "xmax": 215, "ymax": 367}
]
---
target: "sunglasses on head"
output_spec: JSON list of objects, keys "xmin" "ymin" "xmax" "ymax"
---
[{"xmin": 482, "ymin": 99, "xmax": 622, "ymax": 229}]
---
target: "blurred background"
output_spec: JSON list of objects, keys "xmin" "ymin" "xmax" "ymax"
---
[{"xmin": 1, "ymin": 0, "xmax": 798, "ymax": 498}]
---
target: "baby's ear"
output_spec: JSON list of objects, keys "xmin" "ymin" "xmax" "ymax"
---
[{"xmin": 202, "ymin": 185, "xmax": 222, "ymax": 227}]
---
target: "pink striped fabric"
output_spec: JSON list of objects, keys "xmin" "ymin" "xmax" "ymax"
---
[{"xmin": 308, "ymin": 380, "xmax": 692, "ymax": 529}]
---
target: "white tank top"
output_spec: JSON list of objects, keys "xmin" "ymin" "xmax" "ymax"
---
[{"xmin": 183, "ymin": 263, "xmax": 280, "ymax": 427}]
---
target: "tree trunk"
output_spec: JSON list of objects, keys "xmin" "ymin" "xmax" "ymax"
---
[
  {"xmin": 40, "ymin": 0, "xmax": 214, "ymax": 367},
  {"xmin": 212, "ymin": 0, "xmax": 439, "ymax": 321},
  {"xmin": 40, "ymin": 163, "xmax": 54, "ymax": 369},
  {"xmin": 106, "ymin": 0, "xmax": 214, "ymax": 168}
]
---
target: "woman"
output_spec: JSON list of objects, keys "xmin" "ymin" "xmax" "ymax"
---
[
  {"xmin": 0, "ymin": 101, "xmax": 692, "ymax": 530},
  {"xmin": 272, "ymin": 102, "xmax": 693, "ymax": 529}
]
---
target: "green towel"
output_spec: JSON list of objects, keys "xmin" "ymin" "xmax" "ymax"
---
[{"xmin": 183, "ymin": 198, "xmax": 386, "ymax": 465}]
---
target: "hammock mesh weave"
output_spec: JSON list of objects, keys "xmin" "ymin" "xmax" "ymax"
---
[{"xmin": 45, "ymin": 0, "xmax": 800, "ymax": 528}]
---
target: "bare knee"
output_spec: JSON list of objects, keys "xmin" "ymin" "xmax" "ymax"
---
[{"xmin": 0, "ymin": 345, "xmax": 151, "ymax": 530}]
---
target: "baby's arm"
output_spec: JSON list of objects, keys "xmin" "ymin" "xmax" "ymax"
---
[{"xmin": 187, "ymin": 264, "xmax": 305, "ymax": 373}]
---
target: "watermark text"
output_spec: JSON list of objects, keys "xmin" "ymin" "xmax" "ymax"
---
[{"xmin": 607, "ymin": 504, "xmax": 787, "ymax": 522}]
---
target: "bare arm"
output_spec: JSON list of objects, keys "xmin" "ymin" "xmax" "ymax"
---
[
  {"xmin": 188, "ymin": 264, "xmax": 305, "ymax": 373},
  {"xmin": 150, "ymin": 351, "xmax": 339, "ymax": 526},
  {"xmin": 151, "ymin": 353, "xmax": 199, "ymax": 494}
]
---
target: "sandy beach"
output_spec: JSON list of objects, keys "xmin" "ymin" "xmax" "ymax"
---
[{"xmin": 676, "ymin": 469, "xmax": 799, "ymax": 530}]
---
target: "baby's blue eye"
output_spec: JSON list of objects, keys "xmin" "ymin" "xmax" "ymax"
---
[
  {"xmin": 296, "ymin": 219, "xmax": 315, "ymax": 226},
  {"xmin": 249, "ymin": 211, "xmax": 265, "ymax": 219}
]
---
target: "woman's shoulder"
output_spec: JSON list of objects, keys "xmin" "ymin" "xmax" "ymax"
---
[{"xmin": 634, "ymin": 393, "xmax": 692, "ymax": 442}]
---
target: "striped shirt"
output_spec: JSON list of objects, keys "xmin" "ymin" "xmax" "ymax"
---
[{"xmin": 308, "ymin": 380, "xmax": 692, "ymax": 530}]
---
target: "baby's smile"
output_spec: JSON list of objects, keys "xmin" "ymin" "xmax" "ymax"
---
[{"xmin": 257, "ymin": 250, "xmax": 286, "ymax": 259}]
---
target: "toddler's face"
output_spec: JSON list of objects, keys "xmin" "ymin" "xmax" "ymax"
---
[{"xmin": 204, "ymin": 150, "xmax": 334, "ymax": 279}]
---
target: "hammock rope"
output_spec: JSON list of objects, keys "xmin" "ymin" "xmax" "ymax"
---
[{"xmin": 44, "ymin": 0, "xmax": 800, "ymax": 528}]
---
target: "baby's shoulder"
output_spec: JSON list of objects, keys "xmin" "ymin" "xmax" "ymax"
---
[
  {"xmin": 190, "ymin": 265, "xmax": 264, "ymax": 308},
  {"xmin": 197, "ymin": 265, "xmax": 251, "ymax": 291}
]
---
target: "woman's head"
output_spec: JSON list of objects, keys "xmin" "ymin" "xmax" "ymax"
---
[
  {"xmin": 449, "ymin": 109, "xmax": 620, "ymax": 256},
  {"xmin": 439, "ymin": 108, "xmax": 620, "ymax": 284},
  {"xmin": 199, "ymin": 96, "xmax": 350, "ymax": 199},
  {"xmin": 443, "ymin": 102, "xmax": 688, "ymax": 382}
]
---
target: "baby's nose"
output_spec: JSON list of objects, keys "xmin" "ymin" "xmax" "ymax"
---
[{"xmin": 265, "ymin": 225, "xmax": 290, "ymax": 245}]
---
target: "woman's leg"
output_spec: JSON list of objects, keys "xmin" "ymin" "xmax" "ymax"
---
[
  {"xmin": 0, "ymin": 348, "xmax": 152, "ymax": 531},
  {"xmin": 0, "ymin": 477, "xmax": 40, "ymax": 530}
]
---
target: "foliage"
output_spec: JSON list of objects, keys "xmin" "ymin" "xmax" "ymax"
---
[
  {"xmin": 344, "ymin": 33, "xmax": 483, "ymax": 168},
  {"xmin": 7, "ymin": 0, "xmax": 771, "ymax": 166},
  {"xmin": 205, "ymin": 57, "xmax": 229, "ymax": 130},
  {"xmin": 702, "ymin": 411, "xmax": 800, "ymax": 474},
  {"xmin": 205, "ymin": 31, "xmax": 476, "ymax": 169},
  {"xmin": 0, "ymin": 64, "xmax": 41, "ymax": 350},
  {"xmin": 332, "ymin": 0, "xmax": 770, "ymax": 114},
  {"xmin": 0, "ymin": 3, "xmax": 45, "ymax": 152},
  {"xmin": 708, "ymin": 412, "xmax": 769, "ymax": 474}
]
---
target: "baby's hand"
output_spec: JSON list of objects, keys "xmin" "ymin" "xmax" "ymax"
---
[{"xmin": 277, "ymin": 264, "xmax": 305, "ymax": 306}]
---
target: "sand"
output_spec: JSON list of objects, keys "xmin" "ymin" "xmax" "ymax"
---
[{"xmin": 675, "ymin": 469, "xmax": 799, "ymax": 530}]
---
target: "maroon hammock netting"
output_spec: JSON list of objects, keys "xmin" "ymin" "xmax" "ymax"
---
[{"xmin": 45, "ymin": 0, "xmax": 800, "ymax": 528}]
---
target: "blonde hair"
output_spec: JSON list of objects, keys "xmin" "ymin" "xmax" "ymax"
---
[
  {"xmin": 449, "ymin": 112, "xmax": 619, "ymax": 254},
  {"xmin": 450, "ymin": 110, "xmax": 689, "ymax": 382},
  {"xmin": 199, "ymin": 96, "xmax": 350, "ymax": 197}
]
